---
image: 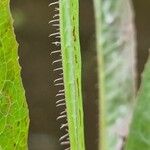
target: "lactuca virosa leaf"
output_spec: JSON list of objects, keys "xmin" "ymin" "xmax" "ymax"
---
[
  {"xmin": 0, "ymin": 0, "xmax": 29, "ymax": 149},
  {"xmin": 125, "ymin": 56, "xmax": 150, "ymax": 150},
  {"xmin": 60, "ymin": 0, "xmax": 85, "ymax": 149},
  {"xmin": 93, "ymin": 0, "xmax": 136, "ymax": 149}
]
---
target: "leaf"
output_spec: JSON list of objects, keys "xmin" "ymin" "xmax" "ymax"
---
[
  {"xmin": 125, "ymin": 57, "xmax": 150, "ymax": 150},
  {"xmin": 0, "ymin": 0, "xmax": 29, "ymax": 149},
  {"xmin": 60, "ymin": 0, "xmax": 85, "ymax": 149},
  {"xmin": 93, "ymin": 0, "xmax": 136, "ymax": 149}
]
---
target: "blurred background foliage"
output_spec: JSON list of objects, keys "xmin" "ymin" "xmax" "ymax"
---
[{"xmin": 10, "ymin": 0, "xmax": 150, "ymax": 150}]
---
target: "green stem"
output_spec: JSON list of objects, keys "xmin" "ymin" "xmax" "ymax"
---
[{"xmin": 60, "ymin": 0, "xmax": 85, "ymax": 149}]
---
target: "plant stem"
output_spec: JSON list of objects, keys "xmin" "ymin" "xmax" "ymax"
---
[{"xmin": 60, "ymin": 0, "xmax": 85, "ymax": 149}]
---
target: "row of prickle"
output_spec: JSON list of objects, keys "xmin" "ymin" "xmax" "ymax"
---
[{"xmin": 49, "ymin": 1, "xmax": 70, "ymax": 150}]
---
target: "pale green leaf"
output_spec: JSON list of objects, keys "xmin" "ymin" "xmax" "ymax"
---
[
  {"xmin": 93, "ymin": 0, "xmax": 136, "ymax": 149},
  {"xmin": 125, "ymin": 57, "xmax": 150, "ymax": 150}
]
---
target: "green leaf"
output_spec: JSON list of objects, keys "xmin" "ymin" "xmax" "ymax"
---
[
  {"xmin": 93, "ymin": 0, "xmax": 136, "ymax": 149},
  {"xmin": 125, "ymin": 57, "xmax": 150, "ymax": 150},
  {"xmin": 60, "ymin": 0, "xmax": 85, "ymax": 149},
  {"xmin": 0, "ymin": 0, "xmax": 29, "ymax": 149}
]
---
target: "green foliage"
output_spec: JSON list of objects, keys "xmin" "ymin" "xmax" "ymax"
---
[
  {"xmin": 60, "ymin": 0, "xmax": 85, "ymax": 149},
  {"xmin": 93, "ymin": 0, "xmax": 136, "ymax": 149},
  {"xmin": 125, "ymin": 57, "xmax": 150, "ymax": 150},
  {"xmin": 0, "ymin": 0, "xmax": 29, "ymax": 149}
]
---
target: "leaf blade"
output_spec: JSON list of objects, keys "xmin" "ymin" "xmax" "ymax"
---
[
  {"xmin": 0, "ymin": 0, "xmax": 29, "ymax": 149},
  {"xmin": 125, "ymin": 57, "xmax": 150, "ymax": 150},
  {"xmin": 93, "ymin": 0, "xmax": 136, "ymax": 149}
]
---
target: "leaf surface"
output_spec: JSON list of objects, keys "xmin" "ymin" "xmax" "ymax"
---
[
  {"xmin": 93, "ymin": 0, "xmax": 136, "ymax": 149},
  {"xmin": 125, "ymin": 57, "xmax": 150, "ymax": 150},
  {"xmin": 0, "ymin": 0, "xmax": 29, "ymax": 149}
]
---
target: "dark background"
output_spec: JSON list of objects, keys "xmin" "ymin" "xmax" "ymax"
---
[{"xmin": 10, "ymin": 0, "xmax": 150, "ymax": 150}]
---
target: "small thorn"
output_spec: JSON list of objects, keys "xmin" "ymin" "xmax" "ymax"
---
[
  {"xmin": 49, "ymin": 1, "xmax": 59, "ymax": 7},
  {"xmin": 50, "ymin": 50, "xmax": 61, "ymax": 55},
  {"xmin": 59, "ymin": 132, "xmax": 69, "ymax": 141},
  {"xmin": 57, "ymin": 114, "xmax": 67, "ymax": 120},
  {"xmin": 53, "ymin": 67, "xmax": 63, "ymax": 72},
  {"xmin": 54, "ymin": 82, "xmax": 64, "ymax": 86},
  {"xmin": 52, "ymin": 59, "xmax": 62, "ymax": 65},
  {"xmin": 49, "ymin": 32, "xmax": 60, "ymax": 37},
  {"xmin": 56, "ymin": 103, "xmax": 66, "ymax": 107},
  {"xmin": 52, "ymin": 23, "xmax": 60, "ymax": 27},
  {"xmin": 60, "ymin": 123, "xmax": 68, "ymax": 129},
  {"xmin": 56, "ymin": 99, "xmax": 65, "ymax": 104},
  {"xmin": 60, "ymin": 141, "xmax": 70, "ymax": 146},
  {"xmin": 49, "ymin": 19, "xmax": 59, "ymax": 24},
  {"xmin": 55, "ymin": 7, "xmax": 59, "ymax": 12},
  {"xmin": 53, "ymin": 14, "xmax": 59, "ymax": 19},
  {"xmin": 55, "ymin": 35, "xmax": 61, "ymax": 39},
  {"xmin": 59, "ymin": 89, "xmax": 65, "ymax": 93},
  {"xmin": 56, "ymin": 92, "xmax": 65, "ymax": 97},
  {"xmin": 65, "ymin": 148, "xmax": 70, "ymax": 150},
  {"xmin": 60, "ymin": 110, "xmax": 66, "ymax": 115},
  {"xmin": 52, "ymin": 41, "xmax": 61, "ymax": 46},
  {"xmin": 54, "ymin": 77, "xmax": 63, "ymax": 83}
]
